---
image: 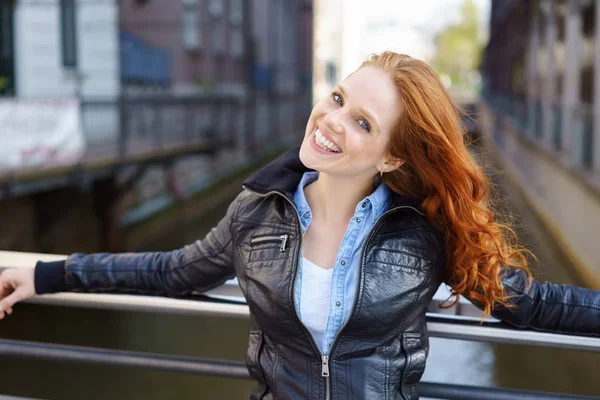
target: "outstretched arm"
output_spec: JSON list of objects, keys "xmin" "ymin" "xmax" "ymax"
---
[
  {"xmin": 475, "ymin": 267, "xmax": 600, "ymax": 337},
  {"xmin": 33, "ymin": 191, "xmax": 246, "ymax": 297}
]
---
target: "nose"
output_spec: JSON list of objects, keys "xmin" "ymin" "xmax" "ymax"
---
[{"xmin": 323, "ymin": 109, "xmax": 344, "ymax": 134}]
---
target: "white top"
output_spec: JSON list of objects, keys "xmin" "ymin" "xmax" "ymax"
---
[{"xmin": 299, "ymin": 257, "xmax": 334, "ymax": 349}]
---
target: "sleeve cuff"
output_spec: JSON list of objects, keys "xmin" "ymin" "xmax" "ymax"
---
[{"xmin": 35, "ymin": 260, "xmax": 67, "ymax": 294}]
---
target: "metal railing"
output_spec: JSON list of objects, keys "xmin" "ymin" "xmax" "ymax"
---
[
  {"xmin": 81, "ymin": 95, "xmax": 243, "ymax": 166},
  {"xmin": 2, "ymin": 250, "xmax": 600, "ymax": 399},
  {"xmin": 572, "ymin": 102, "xmax": 594, "ymax": 169},
  {"xmin": 0, "ymin": 90, "xmax": 310, "ymax": 183},
  {"xmin": 0, "ymin": 337, "xmax": 597, "ymax": 400},
  {"xmin": 482, "ymin": 91, "xmax": 596, "ymax": 169},
  {"xmin": 481, "ymin": 91, "xmax": 600, "ymax": 207},
  {"xmin": 79, "ymin": 92, "xmax": 308, "ymax": 166}
]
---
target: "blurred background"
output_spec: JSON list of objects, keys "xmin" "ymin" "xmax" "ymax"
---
[{"xmin": 2, "ymin": 0, "xmax": 600, "ymax": 399}]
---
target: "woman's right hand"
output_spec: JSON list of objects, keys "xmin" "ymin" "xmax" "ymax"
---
[{"xmin": 0, "ymin": 268, "xmax": 35, "ymax": 320}]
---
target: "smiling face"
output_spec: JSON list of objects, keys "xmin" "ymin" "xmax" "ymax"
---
[{"xmin": 299, "ymin": 66, "xmax": 403, "ymax": 181}]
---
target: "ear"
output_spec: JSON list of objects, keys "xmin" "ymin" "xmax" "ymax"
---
[{"xmin": 380, "ymin": 157, "xmax": 404, "ymax": 173}]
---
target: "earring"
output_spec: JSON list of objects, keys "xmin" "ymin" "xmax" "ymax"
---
[{"xmin": 380, "ymin": 161, "xmax": 387, "ymax": 178}]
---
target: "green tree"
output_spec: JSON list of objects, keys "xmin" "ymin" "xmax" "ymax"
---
[{"xmin": 432, "ymin": 0, "xmax": 484, "ymax": 92}]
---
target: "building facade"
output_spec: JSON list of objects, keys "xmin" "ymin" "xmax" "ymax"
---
[
  {"xmin": 2, "ymin": 0, "xmax": 120, "ymax": 98},
  {"xmin": 480, "ymin": 0, "xmax": 600, "ymax": 286},
  {"xmin": 0, "ymin": 0, "xmax": 314, "ymax": 232},
  {"xmin": 120, "ymin": 0, "xmax": 313, "ymax": 98},
  {"xmin": 120, "ymin": 0, "xmax": 245, "ymax": 95},
  {"xmin": 1, "ymin": 0, "xmax": 314, "ymax": 100}
]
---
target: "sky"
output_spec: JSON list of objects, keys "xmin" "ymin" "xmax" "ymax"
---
[
  {"xmin": 317, "ymin": 0, "xmax": 491, "ymax": 97},
  {"xmin": 345, "ymin": 0, "xmax": 491, "ymax": 73},
  {"xmin": 365, "ymin": 0, "xmax": 491, "ymax": 35}
]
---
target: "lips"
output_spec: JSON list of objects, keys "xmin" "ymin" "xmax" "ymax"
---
[
  {"xmin": 315, "ymin": 126, "xmax": 341, "ymax": 150},
  {"xmin": 309, "ymin": 129, "xmax": 340, "ymax": 155}
]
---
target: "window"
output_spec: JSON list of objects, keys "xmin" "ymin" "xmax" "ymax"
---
[
  {"xmin": 1, "ymin": 4, "xmax": 13, "ymax": 60},
  {"xmin": 212, "ymin": 22, "xmax": 226, "ymax": 54},
  {"xmin": 209, "ymin": 0, "xmax": 224, "ymax": 17},
  {"xmin": 229, "ymin": 0, "xmax": 242, "ymax": 25},
  {"xmin": 230, "ymin": 29, "xmax": 243, "ymax": 58},
  {"xmin": 326, "ymin": 62, "xmax": 337, "ymax": 87},
  {"xmin": 60, "ymin": 0, "xmax": 77, "ymax": 68},
  {"xmin": 182, "ymin": 3, "xmax": 200, "ymax": 50},
  {"xmin": 0, "ymin": 2, "xmax": 15, "ymax": 96}
]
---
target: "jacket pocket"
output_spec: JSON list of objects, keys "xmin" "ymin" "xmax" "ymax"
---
[
  {"xmin": 251, "ymin": 234, "xmax": 289, "ymax": 251},
  {"xmin": 371, "ymin": 248, "xmax": 430, "ymax": 273},
  {"xmin": 246, "ymin": 330, "xmax": 268, "ymax": 398},
  {"xmin": 246, "ymin": 233, "xmax": 290, "ymax": 263},
  {"xmin": 400, "ymin": 332, "xmax": 426, "ymax": 400}
]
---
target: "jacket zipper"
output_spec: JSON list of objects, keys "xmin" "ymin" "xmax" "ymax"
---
[
  {"xmin": 242, "ymin": 185, "xmax": 423, "ymax": 400},
  {"xmin": 315, "ymin": 203, "xmax": 423, "ymax": 400},
  {"xmin": 325, "ymin": 205, "xmax": 424, "ymax": 361},
  {"xmin": 243, "ymin": 186, "xmax": 329, "ymax": 397},
  {"xmin": 250, "ymin": 234, "xmax": 289, "ymax": 252},
  {"xmin": 322, "ymin": 355, "xmax": 330, "ymax": 400}
]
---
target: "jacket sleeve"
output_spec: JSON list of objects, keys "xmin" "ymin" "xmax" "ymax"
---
[
  {"xmin": 34, "ymin": 190, "xmax": 246, "ymax": 297},
  {"xmin": 469, "ymin": 266, "xmax": 600, "ymax": 337}
]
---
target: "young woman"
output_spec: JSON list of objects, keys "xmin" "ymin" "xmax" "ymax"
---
[{"xmin": 1, "ymin": 52, "xmax": 600, "ymax": 400}]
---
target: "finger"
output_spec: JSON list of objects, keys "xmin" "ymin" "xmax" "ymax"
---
[
  {"xmin": 0, "ymin": 308, "xmax": 12, "ymax": 319},
  {"xmin": 0, "ymin": 272, "xmax": 16, "ymax": 299},
  {"xmin": 0, "ymin": 284, "xmax": 14, "ymax": 300},
  {"xmin": 0, "ymin": 288, "xmax": 26, "ymax": 314},
  {"xmin": 0, "ymin": 278, "xmax": 8, "ymax": 299}
]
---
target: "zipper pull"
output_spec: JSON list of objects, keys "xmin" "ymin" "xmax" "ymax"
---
[
  {"xmin": 279, "ymin": 234, "xmax": 288, "ymax": 252},
  {"xmin": 321, "ymin": 355, "xmax": 330, "ymax": 377}
]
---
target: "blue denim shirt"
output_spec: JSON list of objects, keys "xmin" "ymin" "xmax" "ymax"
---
[{"xmin": 293, "ymin": 171, "xmax": 391, "ymax": 354}]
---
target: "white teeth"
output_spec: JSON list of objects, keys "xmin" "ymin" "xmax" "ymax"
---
[{"xmin": 314, "ymin": 129, "xmax": 341, "ymax": 153}]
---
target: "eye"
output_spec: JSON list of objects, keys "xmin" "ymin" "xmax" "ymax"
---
[
  {"xmin": 358, "ymin": 119, "xmax": 371, "ymax": 132},
  {"xmin": 331, "ymin": 92, "xmax": 343, "ymax": 105}
]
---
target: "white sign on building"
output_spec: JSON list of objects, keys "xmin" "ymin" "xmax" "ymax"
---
[{"xmin": 0, "ymin": 98, "xmax": 85, "ymax": 171}]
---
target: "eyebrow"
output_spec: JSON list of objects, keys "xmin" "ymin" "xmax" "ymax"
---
[{"xmin": 337, "ymin": 84, "xmax": 380, "ymax": 130}]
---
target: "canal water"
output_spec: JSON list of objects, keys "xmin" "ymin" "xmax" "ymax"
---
[{"xmin": 1, "ymin": 145, "xmax": 600, "ymax": 399}]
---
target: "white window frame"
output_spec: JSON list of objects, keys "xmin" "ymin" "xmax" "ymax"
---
[{"xmin": 182, "ymin": 2, "xmax": 201, "ymax": 50}]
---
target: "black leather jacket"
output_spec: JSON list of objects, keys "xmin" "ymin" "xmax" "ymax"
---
[{"xmin": 35, "ymin": 147, "xmax": 600, "ymax": 399}]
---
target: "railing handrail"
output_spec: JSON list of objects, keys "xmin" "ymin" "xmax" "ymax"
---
[
  {"xmin": 0, "ymin": 337, "xmax": 596, "ymax": 400},
  {"xmin": 3, "ymin": 250, "xmax": 600, "ymax": 352}
]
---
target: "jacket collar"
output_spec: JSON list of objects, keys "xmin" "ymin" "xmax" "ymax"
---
[
  {"xmin": 243, "ymin": 146, "xmax": 309, "ymax": 199},
  {"xmin": 242, "ymin": 146, "xmax": 424, "ymax": 212}
]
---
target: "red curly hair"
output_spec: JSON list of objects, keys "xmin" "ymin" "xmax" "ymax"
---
[{"xmin": 362, "ymin": 52, "xmax": 533, "ymax": 317}]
